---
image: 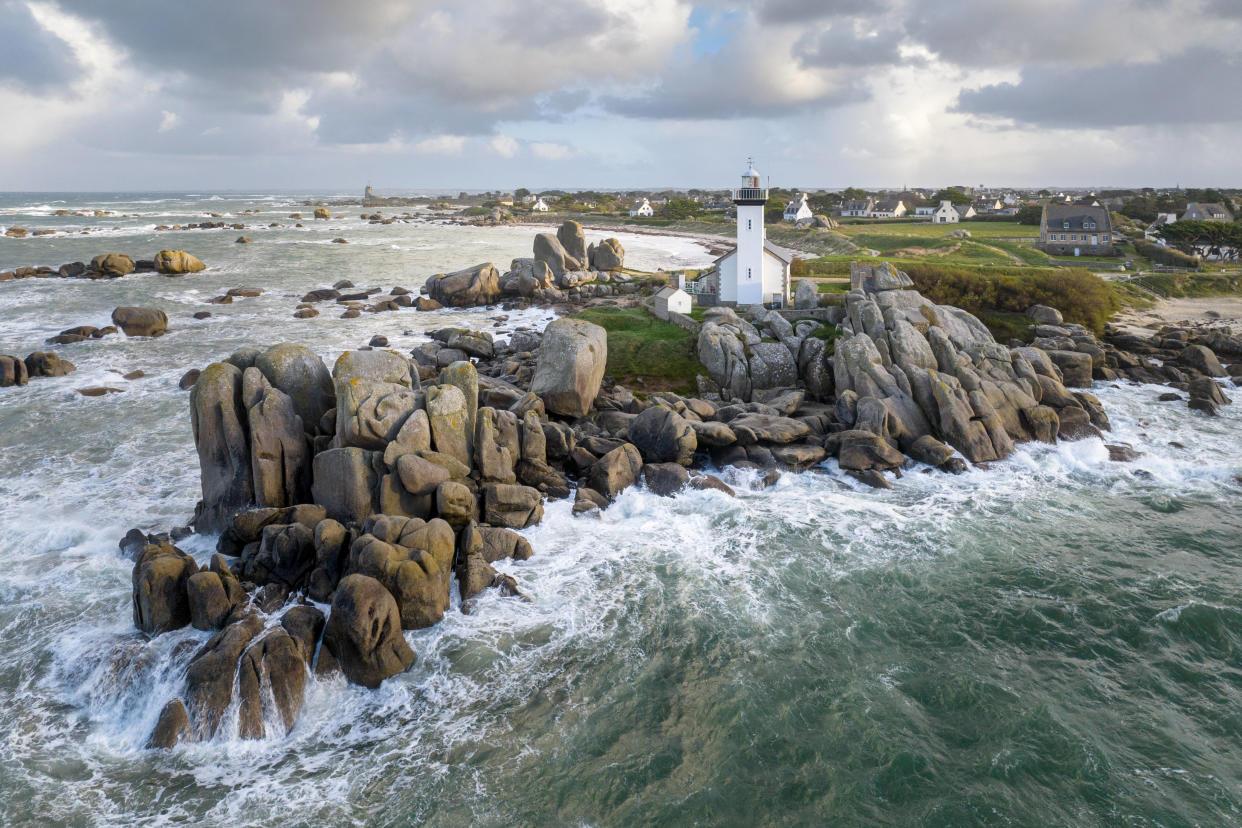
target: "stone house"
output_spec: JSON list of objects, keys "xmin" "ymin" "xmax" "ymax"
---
[
  {"xmin": 1181, "ymin": 202, "xmax": 1233, "ymax": 222},
  {"xmin": 1037, "ymin": 204, "xmax": 1114, "ymax": 256}
]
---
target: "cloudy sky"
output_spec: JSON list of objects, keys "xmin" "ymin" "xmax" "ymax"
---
[{"xmin": 2, "ymin": 0, "xmax": 1239, "ymax": 192}]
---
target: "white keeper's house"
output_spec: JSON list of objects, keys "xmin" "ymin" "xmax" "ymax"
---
[{"xmin": 706, "ymin": 160, "xmax": 790, "ymax": 306}]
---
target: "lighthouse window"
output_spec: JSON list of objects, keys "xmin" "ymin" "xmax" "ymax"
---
[
  {"xmin": 747, "ymin": 267, "xmax": 752, "ymax": 279},
  {"xmin": 747, "ymin": 219, "xmax": 752, "ymax": 230}
]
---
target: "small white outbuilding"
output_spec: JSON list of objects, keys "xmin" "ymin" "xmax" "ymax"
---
[{"xmin": 654, "ymin": 286, "xmax": 692, "ymax": 319}]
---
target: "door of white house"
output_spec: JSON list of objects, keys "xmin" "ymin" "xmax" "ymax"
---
[{"xmin": 1091, "ymin": 235, "xmax": 1098, "ymax": 245}]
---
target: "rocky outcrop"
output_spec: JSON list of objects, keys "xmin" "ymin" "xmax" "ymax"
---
[
  {"xmin": 154, "ymin": 250, "xmax": 206, "ymax": 274},
  {"xmin": 91, "ymin": 254, "xmax": 135, "ymax": 277},
  {"xmin": 425, "ymin": 263, "xmax": 501, "ymax": 307},
  {"xmin": 529, "ymin": 318, "xmax": 607, "ymax": 417},
  {"xmin": 323, "ymin": 574, "xmax": 415, "ymax": 688},
  {"xmin": 112, "ymin": 306, "xmax": 168, "ymax": 337},
  {"xmin": 589, "ymin": 237, "xmax": 625, "ymax": 272}
]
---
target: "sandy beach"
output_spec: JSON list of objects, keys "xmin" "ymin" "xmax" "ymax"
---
[{"xmin": 1112, "ymin": 296, "xmax": 1242, "ymax": 334}]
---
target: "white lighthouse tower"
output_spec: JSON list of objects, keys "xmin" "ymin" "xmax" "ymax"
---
[
  {"xmin": 713, "ymin": 159, "xmax": 790, "ymax": 306},
  {"xmin": 733, "ymin": 159, "xmax": 768, "ymax": 305}
]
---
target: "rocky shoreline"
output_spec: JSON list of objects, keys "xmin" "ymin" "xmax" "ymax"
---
[{"xmin": 109, "ymin": 255, "xmax": 1238, "ymax": 748}]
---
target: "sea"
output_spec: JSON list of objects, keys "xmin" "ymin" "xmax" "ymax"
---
[{"xmin": 0, "ymin": 193, "xmax": 1240, "ymax": 826}]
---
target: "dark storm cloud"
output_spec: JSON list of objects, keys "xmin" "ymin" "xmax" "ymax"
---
[
  {"xmin": 0, "ymin": 1, "xmax": 81, "ymax": 91},
  {"xmin": 954, "ymin": 49, "xmax": 1242, "ymax": 127}
]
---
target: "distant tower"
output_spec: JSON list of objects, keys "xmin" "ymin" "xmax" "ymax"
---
[{"xmin": 733, "ymin": 158, "xmax": 768, "ymax": 305}]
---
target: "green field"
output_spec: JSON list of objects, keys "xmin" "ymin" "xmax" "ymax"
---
[
  {"xmin": 834, "ymin": 221, "xmax": 1040, "ymax": 240},
  {"xmin": 571, "ymin": 305, "xmax": 705, "ymax": 394}
]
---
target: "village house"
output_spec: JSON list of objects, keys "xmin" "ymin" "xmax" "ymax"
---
[
  {"xmin": 1037, "ymin": 204, "xmax": 1114, "ymax": 256},
  {"xmin": 972, "ymin": 197, "xmax": 1003, "ymax": 214},
  {"xmin": 531, "ymin": 198, "xmax": 549, "ymax": 212},
  {"xmin": 840, "ymin": 198, "xmax": 874, "ymax": 217},
  {"xmin": 1181, "ymin": 202, "xmax": 1233, "ymax": 222},
  {"xmin": 869, "ymin": 199, "xmax": 906, "ymax": 219},
  {"xmin": 783, "ymin": 193, "xmax": 813, "ymax": 222},
  {"xmin": 913, "ymin": 205, "xmax": 936, "ymax": 218},
  {"xmin": 629, "ymin": 198, "xmax": 654, "ymax": 217},
  {"xmin": 954, "ymin": 204, "xmax": 977, "ymax": 220},
  {"xmin": 931, "ymin": 200, "xmax": 960, "ymax": 224},
  {"xmin": 1145, "ymin": 212, "xmax": 1179, "ymax": 243}
]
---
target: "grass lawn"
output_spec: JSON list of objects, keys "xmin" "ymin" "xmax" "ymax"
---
[
  {"xmin": 1126, "ymin": 272, "xmax": 1242, "ymax": 298},
  {"xmin": 572, "ymin": 305, "xmax": 705, "ymax": 394},
  {"xmin": 835, "ymin": 221, "xmax": 1040, "ymax": 240}
]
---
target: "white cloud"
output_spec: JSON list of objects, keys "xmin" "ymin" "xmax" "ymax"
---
[
  {"xmin": 490, "ymin": 134, "xmax": 519, "ymax": 157},
  {"xmin": 158, "ymin": 110, "xmax": 179, "ymax": 132},
  {"xmin": 414, "ymin": 134, "xmax": 468, "ymax": 155},
  {"xmin": 530, "ymin": 141, "xmax": 573, "ymax": 160}
]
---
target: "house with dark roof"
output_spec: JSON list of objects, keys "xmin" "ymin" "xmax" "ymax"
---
[
  {"xmin": 840, "ymin": 199, "xmax": 874, "ymax": 217},
  {"xmin": 1181, "ymin": 202, "xmax": 1233, "ymax": 222},
  {"xmin": 869, "ymin": 199, "xmax": 906, "ymax": 218},
  {"xmin": 1037, "ymin": 205, "xmax": 1114, "ymax": 256}
]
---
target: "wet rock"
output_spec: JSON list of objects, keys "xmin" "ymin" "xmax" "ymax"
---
[
  {"xmin": 154, "ymin": 250, "xmax": 206, "ymax": 274},
  {"xmin": 132, "ymin": 542, "xmax": 199, "ymax": 634},
  {"xmin": 1046, "ymin": 350, "xmax": 1093, "ymax": 388},
  {"xmin": 24, "ymin": 351, "xmax": 76, "ymax": 377},
  {"xmin": 347, "ymin": 516, "xmax": 456, "ymax": 630},
  {"xmin": 323, "ymin": 574, "xmax": 415, "ymax": 688},
  {"xmin": 643, "ymin": 462, "xmax": 690, "ymax": 496},
  {"xmin": 482, "ymin": 483, "xmax": 543, "ymax": 529},
  {"xmin": 190, "ymin": 362, "xmax": 253, "ymax": 532},
  {"xmin": 187, "ymin": 571, "xmax": 232, "ymax": 630},
  {"xmin": 628, "ymin": 406, "xmax": 697, "ymax": 466},
  {"xmin": 834, "ymin": 430, "xmax": 906, "ymax": 472},
  {"xmin": 1177, "ymin": 344, "xmax": 1226, "ymax": 378},
  {"xmin": 237, "ymin": 629, "xmax": 306, "ymax": 739},
  {"xmin": 147, "ymin": 698, "xmax": 189, "ymax": 749},
  {"xmin": 588, "ymin": 443, "xmax": 642, "ymax": 500},
  {"xmin": 91, "ymin": 253, "xmax": 134, "ymax": 277},
  {"xmin": 112, "ymin": 306, "xmax": 168, "ymax": 337},
  {"xmin": 1188, "ymin": 377, "xmax": 1231, "ymax": 416},
  {"xmin": 280, "ymin": 605, "xmax": 325, "ymax": 664},
  {"xmin": 425, "ymin": 262, "xmax": 501, "ymax": 307},
  {"xmin": 185, "ymin": 614, "xmax": 264, "ymax": 739},
  {"xmin": 0, "ymin": 355, "xmax": 28, "ymax": 387}
]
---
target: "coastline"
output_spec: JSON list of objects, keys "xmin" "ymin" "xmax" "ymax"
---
[{"xmin": 1112, "ymin": 296, "xmax": 1242, "ymax": 335}]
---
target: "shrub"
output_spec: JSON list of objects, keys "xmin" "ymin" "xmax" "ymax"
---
[
  {"xmin": 1133, "ymin": 238, "xmax": 1200, "ymax": 268},
  {"xmin": 902, "ymin": 262, "xmax": 1120, "ymax": 334}
]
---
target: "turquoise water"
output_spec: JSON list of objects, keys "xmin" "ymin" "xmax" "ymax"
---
[{"xmin": 1, "ymin": 194, "xmax": 1240, "ymax": 826}]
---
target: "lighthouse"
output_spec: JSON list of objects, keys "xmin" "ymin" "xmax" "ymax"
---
[{"xmin": 712, "ymin": 159, "xmax": 790, "ymax": 306}]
